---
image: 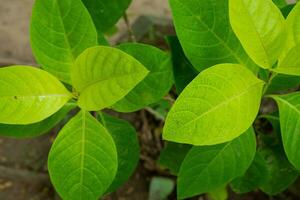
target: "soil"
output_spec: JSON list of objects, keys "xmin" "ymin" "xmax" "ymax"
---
[{"xmin": 0, "ymin": 0, "xmax": 299, "ymax": 200}]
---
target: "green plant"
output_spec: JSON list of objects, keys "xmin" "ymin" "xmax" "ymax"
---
[
  {"xmin": 0, "ymin": 0, "xmax": 173, "ymax": 199},
  {"xmin": 158, "ymin": 0, "xmax": 300, "ymax": 199},
  {"xmin": 2, "ymin": 0, "xmax": 300, "ymax": 199}
]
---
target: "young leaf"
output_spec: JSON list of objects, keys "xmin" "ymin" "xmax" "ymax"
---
[
  {"xmin": 98, "ymin": 112, "xmax": 140, "ymax": 193},
  {"xmin": 259, "ymin": 146, "xmax": 298, "ymax": 195},
  {"xmin": 112, "ymin": 43, "xmax": 173, "ymax": 112},
  {"xmin": 163, "ymin": 64, "xmax": 264, "ymax": 145},
  {"xmin": 158, "ymin": 142, "xmax": 192, "ymax": 175},
  {"xmin": 230, "ymin": 152, "xmax": 269, "ymax": 194},
  {"xmin": 82, "ymin": 0, "xmax": 132, "ymax": 33},
  {"xmin": 0, "ymin": 103, "xmax": 76, "ymax": 138},
  {"xmin": 169, "ymin": 0, "xmax": 258, "ymax": 73},
  {"xmin": 207, "ymin": 186, "xmax": 228, "ymax": 200},
  {"xmin": 229, "ymin": 0, "xmax": 286, "ymax": 69},
  {"xmin": 71, "ymin": 46, "xmax": 149, "ymax": 111},
  {"xmin": 166, "ymin": 36, "xmax": 198, "ymax": 94},
  {"xmin": 48, "ymin": 111, "xmax": 118, "ymax": 200},
  {"xmin": 281, "ymin": 2, "xmax": 300, "ymax": 58},
  {"xmin": 177, "ymin": 128, "xmax": 256, "ymax": 199},
  {"xmin": 270, "ymin": 92, "xmax": 300, "ymax": 170},
  {"xmin": 30, "ymin": 0, "xmax": 98, "ymax": 84},
  {"xmin": 274, "ymin": 45, "xmax": 300, "ymax": 76},
  {"xmin": 0, "ymin": 66, "xmax": 72, "ymax": 125}
]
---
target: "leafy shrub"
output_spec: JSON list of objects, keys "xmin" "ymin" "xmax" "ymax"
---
[{"xmin": 1, "ymin": 0, "xmax": 300, "ymax": 199}]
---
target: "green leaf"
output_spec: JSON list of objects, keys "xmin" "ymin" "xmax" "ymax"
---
[
  {"xmin": 230, "ymin": 152, "xmax": 269, "ymax": 194},
  {"xmin": 163, "ymin": 64, "xmax": 264, "ymax": 145},
  {"xmin": 0, "ymin": 66, "xmax": 72, "ymax": 125},
  {"xmin": 158, "ymin": 142, "xmax": 192, "ymax": 175},
  {"xmin": 166, "ymin": 36, "xmax": 198, "ymax": 94},
  {"xmin": 82, "ymin": 0, "xmax": 132, "ymax": 33},
  {"xmin": 98, "ymin": 112, "xmax": 140, "ymax": 193},
  {"xmin": 281, "ymin": 4, "xmax": 296, "ymax": 18},
  {"xmin": 270, "ymin": 92, "xmax": 300, "ymax": 169},
  {"xmin": 272, "ymin": 0, "xmax": 287, "ymax": 8},
  {"xmin": 177, "ymin": 128, "xmax": 256, "ymax": 199},
  {"xmin": 71, "ymin": 46, "xmax": 149, "ymax": 111},
  {"xmin": 281, "ymin": 2, "xmax": 300, "ymax": 58},
  {"xmin": 229, "ymin": 0, "xmax": 286, "ymax": 69},
  {"xmin": 169, "ymin": 0, "xmax": 258, "ymax": 73},
  {"xmin": 266, "ymin": 74, "xmax": 300, "ymax": 94},
  {"xmin": 30, "ymin": 0, "xmax": 98, "ymax": 84},
  {"xmin": 149, "ymin": 177, "xmax": 175, "ymax": 200},
  {"xmin": 274, "ymin": 45, "xmax": 300, "ymax": 76},
  {"xmin": 112, "ymin": 43, "xmax": 173, "ymax": 112},
  {"xmin": 0, "ymin": 103, "xmax": 76, "ymax": 138},
  {"xmin": 48, "ymin": 111, "xmax": 118, "ymax": 200},
  {"xmin": 207, "ymin": 186, "xmax": 228, "ymax": 200},
  {"xmin": 259, "ymin": 146, "xmax": 298, "ymax": 195}
]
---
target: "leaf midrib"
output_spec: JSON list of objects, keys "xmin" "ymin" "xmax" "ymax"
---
[
  {"xmin": 175, "ymin": 0, "xmax": 247, "ymax": 66},
  {"xmin": 176, "ymin": 81, "xmax": 263, "ymax": 131}
]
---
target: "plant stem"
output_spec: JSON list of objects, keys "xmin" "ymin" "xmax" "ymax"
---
[
  {"xmin": 262, "ymin": 71, "xmax": 277, "ymax": 95},
  {"xmin": 123, "ymin": 12, "xmax": 136, "ymax": 42}
]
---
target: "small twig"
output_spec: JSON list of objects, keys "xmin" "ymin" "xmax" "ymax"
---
[{"xmin": 123, "ymin": 12, "xmax": 136, "ymax": 42}]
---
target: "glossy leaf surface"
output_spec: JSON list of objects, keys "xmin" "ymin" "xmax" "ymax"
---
[
  {"xmin": 0, "ymin": 66, "xmax": 72, "ymax": 125},
  {"xmin": 169, "ymin": 0, "xmax": 258, "ymax": 73},
  {"xmin": 0, "ymin": 103, "xmax": 75, "ymax": 138},
  {"xmin": 229, "ymin": 0, "xmax": 286, "ymax": 68},
  {"xmin": 71, "ymin": 46, "xmax": 149, "ymax": 111},
  {"xmin": 163, "ymin": 64, "xmax": 264, "ymax": 145},
  {"xmin": 48, "ymin": 111, "xmax": 118, "ymax": 200},
  {"xmin": 30, "ymin": 0, "xmax": 98, "ymax": 83},
  {"xmin": 271, "ymin": 92, "xmax": 300, "ymax": 169},
  {"xmin": 177, "ymin": 129, "xmax": 256, "ymax": 199}
]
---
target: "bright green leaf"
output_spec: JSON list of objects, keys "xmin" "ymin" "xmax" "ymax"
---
[
  {"xmin": 166, "ymin": 36, "xmax": 198, "ymax": 94},
  {"xmin": 177, "ymin": 128, "xmax": 256, "ymax": 199},
  {"xmin": 259, "ymin": 146, "xmax": 298, "ymax": 195},
  {"xmin": 0, "ymin": 103, "xmax": 76, "ymax": 138},
  {"xmin": 0, "ymin": 66, "xmax": 72, "ymax": 125},
  {"xmin": 30, "ymin": 0, "xmax": 98, "ymax": 83},
  {"xmin": 281, "ymin": 2, "xmax": 300, "ymax": 59},
  {"xmin": 207, "ymin": 186, "xmax": 228, "ymax": 200},
  {"xmin": 274, "ymin": 45, "xmax": 300, "ymax": 75},
  {"xmin": 48, "ymin": 111, "xmax": 118, "ymax": 200},
  {"xmin": 229, "ymin": 0, "xmax": 286, "ymax": 68},
  {"xmin": 98, "ymin": 112, "xmax": 140, "ymax": 193},
  {"xmin": 270, "ymin": 92, "xmax": 300, "ymax": 169},
  {"xmin": 158, "ymin": 142, "xmax": 192, "ymax": 175},
  {"xmin": 169, "ymin": 0, "xmax": 258, "ymax": 73},
  {"xmin": 230, "ymin": 152, "xmax": 269, "ymax": 193},
  {"xmin": 82, "ymin": 0, "xmax": 132, "ymax": 33},
  {"xmin": 112, "ymin": 43, "xmax": 173, "ymax": 112},
  {"xmin": 163, "ymin": 64, "xmax": 264, "ymax": 145},
  {"xmin": 149, "ymin": 177, "xmax": 175, "ymax": 200},
  {"xmin": 71, "ymin": 46, "xmax": 149, "ymax": 111}
]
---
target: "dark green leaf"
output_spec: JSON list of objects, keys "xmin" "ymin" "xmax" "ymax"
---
[
  {"xmin": 177, "ymin": 128, "xmax": 256, "ymax": 199},
  {"xmin": 158, "ymin": 142, "xmax": 191, "ymax": 175},
  {"xmin": 112, "ymin": 43, "xmax": 173, "ymax": 112},
  {"xmin": 98, "ymin": 112, "xmax": 140, "ymax": 193},
  {"xmin": 166, "ymin": 36, "xmax": 198, "ymax": 94}
]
